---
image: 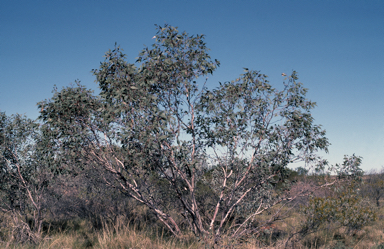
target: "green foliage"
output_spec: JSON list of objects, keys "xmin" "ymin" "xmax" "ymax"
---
[
  {"xmin": 333, "ymin": 154, "xmax": 364, "ymax": 181},
  {"xmin": 301, "ymin": 179, "xmax": 376, "ymax": 234},
  {"xmin": 0, "ymin": 112, "xmax": 37, "ymax": 211},
  {"xmin": 0, "ymin": 112, "xmax": 58, "ymax": 243},
  {"xmin": 374, "ymin": 243, "xmax": 384, "ymax": 249},
  {"xmin": 295, "ymin": 166, "xmax": 309, "ymax": 176},
  {"xmin": 34, "ymin": 24, "xmax": 366, "ymax": 243},
  {"xmin": 38, "ymin": 82, "xmax": 101, "ymax": 164}
]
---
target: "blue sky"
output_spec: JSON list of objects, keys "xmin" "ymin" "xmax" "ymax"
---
[{"xmin": 1, "ymin": 0, "xmax": 383, "ymax": 171}]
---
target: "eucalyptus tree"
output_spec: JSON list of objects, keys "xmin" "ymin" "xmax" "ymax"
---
[
  {"xmin": 37, "ymin": 24, "xmax": 361, "ymax": 242},
  {"xmin": 0, "ymin": 112, "xmax": 57, "ymax": 243}
]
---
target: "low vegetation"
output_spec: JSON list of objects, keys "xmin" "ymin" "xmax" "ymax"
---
[
  {"xmin": 1, "ymin": 172, "xmax": 383, "ymax": 248},
  {"xmin": 1, "ymin": 24, "xmax": 383, "ymax": 248}
]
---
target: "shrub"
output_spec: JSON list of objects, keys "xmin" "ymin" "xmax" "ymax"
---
[{"xmin": 301, "ymin": 180, "xmax": 376, "ymax": 234}]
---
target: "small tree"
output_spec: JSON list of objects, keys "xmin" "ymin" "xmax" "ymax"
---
[
  {"xmin": 300, "ymin": 156, "xmax": 376, "ymax": 235},
  {"xmin": 295, "ymin": 166, "xmax": 309, "ymax": 176},
  {"xmin": 38, "ymin": 24, "xmax": 361, "ymax": 243},
  {"xmin": 0, "ymin": 112, "xmax": 57, "ymax": 243},
  {"xmin": 361, "ymin": 167, "xmax": 384, "ymax": 207}
]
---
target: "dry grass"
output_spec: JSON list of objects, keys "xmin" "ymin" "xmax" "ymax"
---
[
  {"xmin": 1, "ymin": 204, "xmax": 384, "ymax": 248},
  {"xmin": 0, "ymin": 216, "xmax": 200, "ymax": 249}
]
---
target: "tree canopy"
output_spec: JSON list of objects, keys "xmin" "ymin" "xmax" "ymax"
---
[{"xmin": 1, "ymin": 24, "xmax": 367, "ymax": 245}]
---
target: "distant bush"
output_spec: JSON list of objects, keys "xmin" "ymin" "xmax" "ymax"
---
[
  {"xmin": 301, "ymin": 181, "xmax": 376, "ymax": 234},
  {"xmin": 360, "ymin": 168, "xmax": 384, "ymax": 207}
]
